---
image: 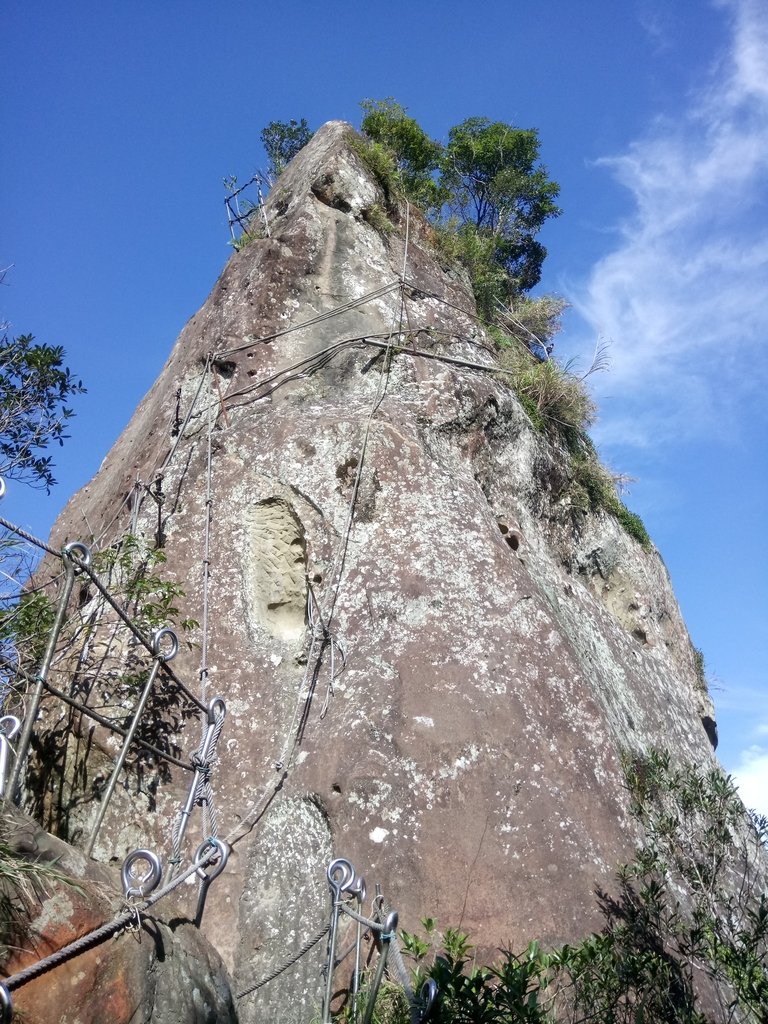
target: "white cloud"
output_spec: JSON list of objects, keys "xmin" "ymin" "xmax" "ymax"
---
[
  {"xmin": 572, "ymin": 0, "xmax": 768, "ymax": 446},
  {"xmin": 732, "ymin": 744, "xmax": 768, "ymax": 818}
]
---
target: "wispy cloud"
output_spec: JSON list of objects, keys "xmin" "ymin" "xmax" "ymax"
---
[
  {"xmin": 732, "ymin": 743, "xmax": 768, "ymax": 818},
  {"xmin": 573, "ymin": 0, "xmax": 768, "ymax": 445}
]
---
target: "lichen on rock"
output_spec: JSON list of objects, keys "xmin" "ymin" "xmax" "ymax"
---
[{"xmin": 15, "ymin": 120, "xmax": 730, "ymax": 1022}]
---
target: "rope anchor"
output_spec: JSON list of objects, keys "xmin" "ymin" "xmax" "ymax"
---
[
  {"xmin": 121, "ymin": 848, "xmax": 163, "ymax": 899},
  {"xmin": 193, "ymin": 837, "xmax": 229, "ymax": 927},
  {"xmin": 169, "ymin": 697, "xmax": 227, "ymax": 880}
]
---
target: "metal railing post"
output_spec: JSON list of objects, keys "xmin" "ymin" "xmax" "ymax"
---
[
  {"xmin": 5, "ymin": 542, "xmax": 90, "ymax": 804},
  {"xmin": 85, "ymin": 627, "xmax": 178, "ymax": 856}
]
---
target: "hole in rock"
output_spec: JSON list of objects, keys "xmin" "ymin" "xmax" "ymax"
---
[
  {"xmin": 213, "ymin": 359, "xmax": 236, "ymax": 379},
  {"xmin": 701, "ymin": 715, "xmax": 718, "ymax": 750},
  {"xmin": 336, "ymin": 457, "xmax": 359, "ymax": 486}
]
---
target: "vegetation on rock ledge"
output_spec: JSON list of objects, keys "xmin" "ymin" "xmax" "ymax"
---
[{"xmin": 355, "ymin": 752, "xmax": 768, "ymax": 1024}]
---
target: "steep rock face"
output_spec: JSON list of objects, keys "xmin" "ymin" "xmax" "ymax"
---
[{"xmin": 38, "ymin": 122, "xmax": 719, "ymax": 1020}]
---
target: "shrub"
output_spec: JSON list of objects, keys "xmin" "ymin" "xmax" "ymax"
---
[
  {"xmin": 497, "ymin": 344, "xmax": 596, "ymax": 444},
  {"xmin": 0, "ymin": 819, "xmax": 84, "ymax": 965},
  {"xmin": 229, "ymin": 226, "xmax": 262, "ymax": 252},
  {"xmin": 362, "ymin": 203, "xmax": 395, "ymax": 235},
  {"xmin": 495, "ymin": 296, "xmax": 569, "ymax": 359},
  {"xmin": 431, "ymin": 222, "xmax": 512, "ymax": 319},
  {"xmin": 570, "ymin": 454, "xmax": 652, "ymax": 550},
  {"xmin": 350, "ymin": 137, "xmax": 401, "ymax": 211},
  {"xmin": 91, "ymin": 534, "xmax": 197, "ymax": 639},
  {"xmin": 360, "ymin": 98, "xmax": 444, "ymax": 213}
]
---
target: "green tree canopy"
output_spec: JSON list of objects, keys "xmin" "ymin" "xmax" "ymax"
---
[
  {"xmin": 442, "ymin": 117, "xmax": 561, "ymax": 291},
  {"xmin": 260, "ymin": 118, "xmax": 313, "ymax": 179},
  {"xmin": 0, "ymin": 333, "xmax": 85, "ymax": 491},
  {"xmin": 360, "ymin": 99, "xmax": 445, "ymax": 212},
  {"xmin": 359, "ymin": 100, "xmax": 562, "ymax": 301}
]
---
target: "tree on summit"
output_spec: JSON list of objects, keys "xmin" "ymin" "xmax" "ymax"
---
[
  {"xmin": 260, "ymin": 118, "xmax": 313, "ymax": 180},
  {"xmin": 442, "ymin": 117, "xmax": 561, "ymax": 292},
  {"xmin": 359, "ymin": 99, "xmax": 561, "ymax": 298}
]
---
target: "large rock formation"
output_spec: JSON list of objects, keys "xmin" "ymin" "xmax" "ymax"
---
[{"xmin": 22, "ymin": 121, "xmax": 720, "ymax": 1021}]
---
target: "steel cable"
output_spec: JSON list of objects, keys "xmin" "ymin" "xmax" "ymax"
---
[
  {"xmin": 75, "ymin": 562, "xmax": 207, "ymax": 715},
  {"xmin": 1, "ymin": 843, "xmax": 223, "ymax": 993},
  {"xmin": 0, "ymin": 655, "xmax": 192, "ymax": 772},
  {"xmin": 0, "ymin": 515, "xmax": 61, "ymax": 560},
  {"xmin": 217, "ymin": 281, "xmax": 402, "ymax": 358},
  {"xmin": 236, "ymin": 923, "xmax": 331, "ymax": 1000}
]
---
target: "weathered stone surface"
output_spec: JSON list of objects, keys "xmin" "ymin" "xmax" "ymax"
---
[
  {"xmin": 32, "ymin": 121, "xmax": 723, "ymax": 1020},
  {"xmin": 0, "ymin": 809, "xmax": 236, "ymax": 1024}
]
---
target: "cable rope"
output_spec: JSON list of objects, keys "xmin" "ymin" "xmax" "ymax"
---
[
  {"xmin": 0, "ymin": 843, "xmax": 225, "ymax": 994},
  {"xmin": 223, "ymin": 336, "xmax": 380, "ymax": 404},
  {"xmin": 236, "ymin": 923, "xmax": 331, "ymax": 1000},
  {"xmin": 0, "ymin": 215, "xmax": 499, "ymax": 1018},
  {"xmin": 92, "ymin": 480, "xmax": 141, "ymax": 551},
  {"xmin": 315, "ymin": 206, "xmax": 412, "ymax": 719},
  {"xmin": 217, "ymin": 281, "xmax": 402, "ymax": 358},
  {"xmin": 0, "ymin": 515, "xmax": 61, "ymax": 561},
  {"xmin": 222, "ymin": 328, "xmax": 512, "ymax": 412},
  {"xmin": 226, "ymin": 205, "xmax": 415, "ymax": 847},
  {"xmin": 74, "ymin": 562, "xmax": 207, "ymax": 715},
  {"xmin": 159, "ymin": 356, "xmax": 212, "ymax": 475},
  {"xmin": 336, "ymin": 896, "xmax": 418, "ymax": 1024},
  {"xmin": 401, "ymin": 277, "xmax": 483, "ymax": 327},
  {"xmin": 210, "ymin": 208, "xmax": 419, "ymax": 852},
  {"xmin": 169, "ymin": 701, "xmax": 226, "ymax": 870},
  {"xmin": 0, "ymin": 654, "xmax": 193, "ymax": 772},
  {"xmin": 198, "ymin": 360, "xmax": 215, "ymax": 712}
]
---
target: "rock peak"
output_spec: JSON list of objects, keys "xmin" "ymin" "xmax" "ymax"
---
[{"xmin": 28, "ymin": 114, "xmax": 722, "ymax": 1023}]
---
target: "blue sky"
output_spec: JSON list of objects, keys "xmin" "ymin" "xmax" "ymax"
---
[{"xmin": 2, "ymin": 1, "xmax": 766, "ymax": 810}]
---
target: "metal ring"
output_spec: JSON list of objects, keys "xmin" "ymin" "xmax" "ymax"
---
[
  {"xmin": 0, "ymin": 478, "xmax": 5, "ymax": 501},
  {"xmin": 121, "ymin": 848, "xmax": 162, "ymax": 898},
  {"xmin": 0, "ymin": 716, "xmax": 20, "ymax": 740},
  {"xmin": 151, "ymin": 627, "xmax": 179, "ymax": 662},
  {"xmin": 63, "ymin": 541, "xmax": 92, "ymax": 567},
  {"xmin": 207, "ymin": 696, "xmax": 226, "ymax": 724},
  {"xmin": 349, "ymin": 873, "xmax": 367, "ymax": 904},
  {"xmin": 382, "ymin": 909, "xmax": 398, "ymax": 937},
  {"xmin": 420, "ymin": 980, "xmax": 438, "ymax": 1023},
  {"xmin": 327, "ymin": 857, "xmax": 355, "ymax": 894},
  {"xmin": 0, "ymin": 982, "xmax": 12, "ymax": 1024},
  {"xmin": 194, "ymin": 837, "xmax": 229, "ymax": 881}
]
